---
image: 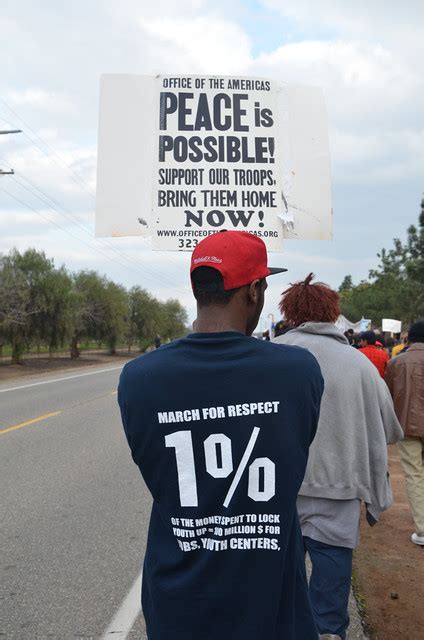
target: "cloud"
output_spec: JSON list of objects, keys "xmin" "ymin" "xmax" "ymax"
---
[
  {"xmin": 248, "ymin": 36, "xmax": 423, "ymax": 185},
  {"xmin": 6, "ymin": 89, "xmax": 75, "ymax": 115},
  {"xmin": 330, "ymin": 127, "xmax": 424, "ymax": 184},
  {"xmin": 263, "ymin": 0, "xmax": 424, "ymax": 51},
  {"xmin": 253, "ymin": 39, "xmax": 416, "ymax": 104},
  {"xmin": 139, "ymin": 15, "xmax": 251, "ymax": 74},
  {"xmin": 0, "ymin": 210, "xmax": 51, "ymax": 232}
]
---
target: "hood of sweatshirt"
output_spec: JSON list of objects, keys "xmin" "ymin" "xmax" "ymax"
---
[{"xmin": 283, "ymin": 322, "xmax": 349, "ymax": 345}]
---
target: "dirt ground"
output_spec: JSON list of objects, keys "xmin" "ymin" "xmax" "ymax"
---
[
  {"xmin": 354, "ymin": 446, "xmax": 424, "ymax": 640},
  {"xmin": 0, "ymin": 352, "xmax": 135, "ymax": 382}
]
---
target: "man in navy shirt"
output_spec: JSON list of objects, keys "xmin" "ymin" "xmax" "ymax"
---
[{"xmin": 118, "ymin": 231, "xmax": 324, "ymax": 639}]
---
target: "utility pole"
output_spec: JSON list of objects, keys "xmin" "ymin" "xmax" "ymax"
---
[{"xmin": 0, "ymin": 129, "xmax": 22, "ymax": 175}]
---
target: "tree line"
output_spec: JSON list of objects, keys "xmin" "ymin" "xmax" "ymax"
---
[
  {"xmin": 339, "ymin": 198, "xmax": 424, "ymax": 327},
  {"xmin": 0, "ymin": 248, "xmax": 188, "ymax": 364}
]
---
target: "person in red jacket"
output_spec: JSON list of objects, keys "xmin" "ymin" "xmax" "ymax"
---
[{"xmin": 358, "ymin": 331, "xmax": 389, "ymax": 378}]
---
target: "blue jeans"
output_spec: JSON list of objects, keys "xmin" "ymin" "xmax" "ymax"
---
[{"xmin": 303, "ymin": 536, "xmax": 353, "ymax": 640}]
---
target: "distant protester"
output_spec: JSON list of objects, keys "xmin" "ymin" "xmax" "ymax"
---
[
  {"xmin": 343, "ymin": 329, "xmax": 354, "ymax": 345},
  {"xmin": 274, "ymin": 320, "xmax": 292, "ymax": 337},
  {"xmin": 358, "ymin": 330, "xmax": 389, "ymax": 378},
  {"xmin": 386, "ymin": 321, "xmax": 424, "ymax": 546},
  {"xmin": 352, "ymin": 333, "xmax": 361, "ymax": 349},
  {"xmin": 385, "ymin": 336, "xmax": 395, "ymax": 353},
  {"xmin": 274, "ymin": 273, "xmax": 403, "ymax": 640},
  {"xmin": 392, "ymin": 332, "xmax": 408, "ymax": 358}
]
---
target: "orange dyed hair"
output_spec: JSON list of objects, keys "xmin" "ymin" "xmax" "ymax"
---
[{"xmin": 279, "ymin": 272, "xmax": 340, "ymax": 326}]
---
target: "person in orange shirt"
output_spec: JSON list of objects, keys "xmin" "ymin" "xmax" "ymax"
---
[{"xmin": 358, "ymin": 331, "xmax": 389, "ymax": 378}]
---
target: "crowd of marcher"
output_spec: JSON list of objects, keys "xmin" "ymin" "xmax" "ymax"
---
[
  {"xmin": 118, "ymin": 232, "xmax": 423, "ymax": 640},
  {"xmin": 272, "ymin": 273, "xmax": 423, "ymax": 638}
]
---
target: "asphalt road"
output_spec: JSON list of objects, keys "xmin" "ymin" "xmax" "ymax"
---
[{"xmin": 1, "ymin": 364, "xmax": 149, "ymax": 639}]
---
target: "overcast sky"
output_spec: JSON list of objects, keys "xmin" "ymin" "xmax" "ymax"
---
[{"xmin": 1, "ymin": 0, "xmax": 423, "ymax": 327}]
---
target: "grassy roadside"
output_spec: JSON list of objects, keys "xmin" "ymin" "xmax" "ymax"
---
[
  {"xmin": 0, "ymin": 343, "xmax": 135, "ymax": 361},
  {"xmin": 351, "ymin": 564, "xmax": 376, "ymax": 639},
  {"xmin": 0, "ymin": 352, "xmax": 136, "ymax": 383}
]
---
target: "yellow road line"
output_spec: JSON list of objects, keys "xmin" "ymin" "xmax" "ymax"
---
[{"xmin": 0, "ymin": 411, "xmax": 62, "ymax": 435}]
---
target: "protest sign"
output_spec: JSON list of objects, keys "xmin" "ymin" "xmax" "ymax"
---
[
  {"xmin": 336, "ymin": 314, "xmax": 364, "ymax": 333},
  {"xmin": 360, "ymin": 318, "xmax": 372, "ymax": 331},
  {"xmin": 382, "ymin": 319, "xmax": 402, "ymax": 333},
  {"xmin": 96, "ymin": 74, "xmax": 332, "ymax": 251}
]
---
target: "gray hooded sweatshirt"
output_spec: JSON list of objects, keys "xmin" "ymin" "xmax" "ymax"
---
[{"xmin": 275, "ymin": 322, "xmax": 403, "ymax": 520}]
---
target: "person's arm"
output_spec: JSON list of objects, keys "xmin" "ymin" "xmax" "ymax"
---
[
  {"xmin": 383, "ymin": 350, "xmax": 390, "ymax": 375},
  {"xmin": 301, "ymin": 350, "xmax": 324, "ymax": 446},
  {"xmin": 377, "ymin": 375, "xmax": 403, "ymax": 443},
  {"xmin": 385, "ymin": 359, "xmax": 395, "ymax": 396},
  {"xmin": 117, "ymin": 363, "xmax": 146, "ymax": 469}
]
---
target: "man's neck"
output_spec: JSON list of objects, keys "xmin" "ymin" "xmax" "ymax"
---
[{"xmin": 193, "ymin": 308, "xmax": 247, "ymax": 335}]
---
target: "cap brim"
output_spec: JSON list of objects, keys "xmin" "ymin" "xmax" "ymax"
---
[{"xmin": 268, "ymin": 267, "xmax": 288, "ymax": 276}]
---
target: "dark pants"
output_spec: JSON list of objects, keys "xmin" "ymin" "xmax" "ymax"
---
[{"xmin": 304, "ymin": 536, "xmax": 353, "ymax": 640}]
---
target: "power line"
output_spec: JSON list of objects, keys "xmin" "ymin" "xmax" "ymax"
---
[
  {"xmin": 0, "ymin": 184, "xmax": 188, "ymax": 295},
  {"xmin": 0, "ymin": 109, "xmax": 189, "ymax": 278},
  {"xmin": 11, "ymin": 167, "xmax": 74, "ymax": 212},
  {"xmin": 0, "ymin": 184, "xmax": 151, "ymax": 277},
  {"xmin": 0, "ymin": 148, "xmax": 188, "ymax": 287},
  {"xmin": 0, "ymin": 100, "xmax": 96, "ymax": 200},
  {"xmin": 0, "ymin": 104, "xmax": 190, "ymax": 280},
  {"xmin": 10, "ymin": 174, "xmax": 188, "ymax": 293}
]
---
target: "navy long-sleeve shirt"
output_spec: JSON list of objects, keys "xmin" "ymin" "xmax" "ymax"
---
[{"xmin": 118, "ymin": 331, "xmax": 323, "ymax": 640}]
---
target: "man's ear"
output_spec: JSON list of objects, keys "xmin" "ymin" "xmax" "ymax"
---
[{"xmin": 247, "ymin": 279, "xmax": 261, "ymax": 304}]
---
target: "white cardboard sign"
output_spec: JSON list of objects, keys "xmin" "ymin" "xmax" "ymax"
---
[
  {"xmin": 382, "ymin": 319, "xmax": 402, "ymax": 333},
  {"xmin": 95, "ymin": 74, "xmax": 332, "ymax": 251}
]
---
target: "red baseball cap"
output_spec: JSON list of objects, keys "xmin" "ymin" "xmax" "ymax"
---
[{"xmin": 190, "ymin": 231, "xmax": 287, "ymax": 291}]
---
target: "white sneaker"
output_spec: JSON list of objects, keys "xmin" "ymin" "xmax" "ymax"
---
[{"xmin": 411, "ymin": 532, "xmax": 424, "ymax": 546}]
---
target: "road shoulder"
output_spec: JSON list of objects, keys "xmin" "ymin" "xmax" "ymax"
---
[{"xmin": 353, "ymin": 447, "xmax": 423, "ymax": 639}]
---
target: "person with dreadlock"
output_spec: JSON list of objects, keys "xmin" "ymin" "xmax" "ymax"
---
[{"xmin": 274, "ymin": 273, "xmax": 403, "ymax": 640}]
